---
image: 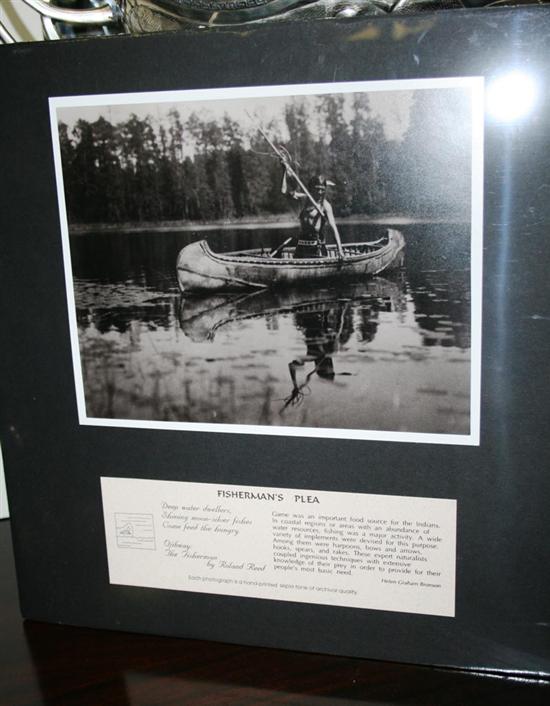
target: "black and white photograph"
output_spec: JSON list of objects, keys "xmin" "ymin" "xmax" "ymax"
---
[{"xmin": 50, "ymin": 79, "xmax": 483, "ymax": 444}]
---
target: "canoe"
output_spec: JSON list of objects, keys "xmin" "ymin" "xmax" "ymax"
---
[{"xmin": 176, "ymin": 228, "xmax": 405, "ymax": 292}]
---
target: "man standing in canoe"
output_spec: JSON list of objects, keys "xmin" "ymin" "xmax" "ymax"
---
[
  {"xmin": 295, "ymin": 175, "xmax": 335, "ymax": 258},
  {"xmin": 255, "ymin": 125, "xmax": 344, "ymax": 259},
  {"xmin": 279, "ymin": 161, "xmax": 344, "ymax": 259}
]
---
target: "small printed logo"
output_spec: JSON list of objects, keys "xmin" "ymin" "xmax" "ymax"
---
[{"xmin": 115, "ymin": 513, "xmax": 156, "ymax": 550}]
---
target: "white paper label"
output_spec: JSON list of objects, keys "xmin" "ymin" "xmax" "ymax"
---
[{"xmin": 101, "ymin": 478, "xmax": 456, "ymax": 617}]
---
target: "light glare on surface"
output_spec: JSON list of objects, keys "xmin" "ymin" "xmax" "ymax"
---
[{"xmin": 486, "ymin": 71, "xmax": 537, "ymax": 122}]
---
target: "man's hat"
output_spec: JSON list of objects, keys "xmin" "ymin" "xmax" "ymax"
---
[{"xmin": 308, "ymin": 174, "xmax": 335, "ymax": 190}]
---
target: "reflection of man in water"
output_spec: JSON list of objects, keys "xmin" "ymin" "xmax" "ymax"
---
[{"xmin": 283, "ymin": 303, "xmax": 353, "ymax": 409}]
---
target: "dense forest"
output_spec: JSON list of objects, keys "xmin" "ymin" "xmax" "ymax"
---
[{"xmin": 58, "ymin": 90, "xmax": 472, "ymax": 225}]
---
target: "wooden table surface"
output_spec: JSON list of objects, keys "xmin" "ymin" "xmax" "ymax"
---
[{"xmin": 1, "ymin": 519, "xmax": 548, "ymax": 706}]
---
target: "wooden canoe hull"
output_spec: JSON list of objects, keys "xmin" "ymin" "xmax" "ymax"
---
[{"xmin": 176, "ymin": 228, "xmax": 405, "ymax": 292}]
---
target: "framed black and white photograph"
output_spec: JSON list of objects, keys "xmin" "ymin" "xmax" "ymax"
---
[
  {"xmin": 50, "ymin": 78, "xmax": 483, "ymax": 445},
  {"xmin": 4, "ymin": 6, "xmax": 550, "ymax": 677}
]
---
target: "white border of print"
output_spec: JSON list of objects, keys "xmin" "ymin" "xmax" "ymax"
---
[{"xmin": 49, "ymin": 77, "xmax": 484, "ymax": 446}]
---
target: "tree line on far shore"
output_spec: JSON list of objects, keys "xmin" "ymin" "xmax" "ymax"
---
[{"xmin": 58, "ymin": 90, "xmax": 472, "ymax": 225}]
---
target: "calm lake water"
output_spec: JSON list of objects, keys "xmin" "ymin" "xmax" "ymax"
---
[{"xmin": 70, "ymin": 222, "xmax": 471, "ymax": 435}]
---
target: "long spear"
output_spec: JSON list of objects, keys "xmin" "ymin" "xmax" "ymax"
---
[{"xmin": 255, "ymin": 125, "xmax": 345, "ymax": 259}]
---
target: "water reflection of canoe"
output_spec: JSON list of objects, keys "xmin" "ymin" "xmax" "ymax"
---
[
  {"xmin": 176, "ymin": 229, "xmax": 405, "ymax": 292},
  {"xmin": 179, "ymin": 277, "xmax": 404, "ymax": 342}
]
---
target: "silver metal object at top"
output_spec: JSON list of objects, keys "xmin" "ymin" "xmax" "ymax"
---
[
  {"xmin": 334, "ymin": 4, "xmax": 362, "ymax": 16},
  {"xmin": 1, "ymin": 0, "xmax": 548, "ymax": 43},
  {"xmin": 21, "ymin": 0, "xmax": 117, "ymax": 25}
]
